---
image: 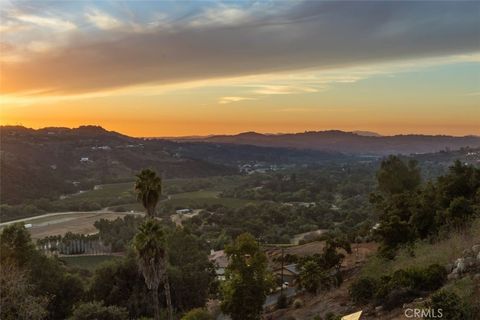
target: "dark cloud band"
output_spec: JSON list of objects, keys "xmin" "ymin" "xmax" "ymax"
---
[{"xmin": 2, "ymin": 1, "xmax": 479, "ymax": 94}]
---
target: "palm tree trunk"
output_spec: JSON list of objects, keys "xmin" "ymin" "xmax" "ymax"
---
[
  {"xmin": 164, "ymin": 273, "xmax": 174, "ymax": 320},
  {"xmin": 152, "ymin": 286, "xmax": 161, "ymax": 320}
]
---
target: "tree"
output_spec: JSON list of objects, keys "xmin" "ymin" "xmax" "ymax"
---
[
  {"xmin": 377, "ymin": 156, "xmax": 421, "ymax": 195},
  {"xmin": 0, "ymin": 222, "xmax": 36, "ymax": 267},
  {"xmin": 135, "ymin": 169, "xmax": 162, "ymax": 217},
  {"xmin": 1, "ymin": 223, "xmax": 85, "ymax": 319},
  {"xmin": 133, "ymin": 219, "xmax": 173, "ymax": 320},
  {"xmin": 370, "ymin": 157, "xmax": 421, "ymax": 257},
  {"xmin": 90, "ymin": 254, "xmax": 152, "ymax": 318},
  {"xmin": 69, "ymin": 301, "xmax": 128, "ymax": 320},
  {"xmin": 0, "ymin": 263, "xmax": 48, "ymax": 320},
  {"xmin": 167, "ymin": 228, "xmax": 215, "ymax": 311},
  {"xmin": 221, "ymin": 233, "xmax": 272, "ymax": 320},
  {"xmin": 299, "ymin": 260, "xmax": 326, "ymax": 294}
]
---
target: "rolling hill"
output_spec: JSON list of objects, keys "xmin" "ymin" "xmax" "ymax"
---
[
  {"xmin": 177, "ymin": 130, "xmax": 480, "ymax": 155},
  {"xmin": 0, "ymin": 126, "xmax": 347, "ymax": 204}
]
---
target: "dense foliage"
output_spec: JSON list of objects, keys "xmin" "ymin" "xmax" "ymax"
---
[
  {"xmin": 221, "ymin": 233, "xmax": 273, "ymax": 320},
  {"xmin": 68, "ymin": 301, "xmax": 129, "ymax": 320},
  {"xmin": 0, "ymin": 224, "xmax": 86, "ymax": 319},
  {"xmin": 371, "ymin": 158, "xmax": 480, "ymax": 257},
  {"xmin": 349, "ymin": 264, "xmax": 447, "ymax": 309},
  {"xmin": 94, "ymin": 215, "xmax": 144, "ymax": 251},
  {"xmin": 298, "ymin": 238, "xmax": 351, "ymax": 294}
]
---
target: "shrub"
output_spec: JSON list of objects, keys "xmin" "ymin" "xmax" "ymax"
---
[
  {"xmin": 350, "ymin": 264, "xmax": 447, "ymax": 307},
  {"xmin": 382, "ymin": 287, "xmax": 416, "ymax": 310},
  {"xmin": 416, "ymin": 264, "xmax": 447, "ymax": 291},
  {"xmin": 349, "ymin": 277, "xmax": 378, "ymax": 304},
  {"xmin": 69, "ymin": 301, "xmax": 128, "ymax": 320},
  {"xmin": 293, "ymin": 298, "xmax": 303, "ymax": 309},
  {"xmin": 428, "ymin": 290, "xmax": 465, "ymax": 320},
  {"xmin": 181, "ymin": 308, "xmax": 213, "ymax": 320}
]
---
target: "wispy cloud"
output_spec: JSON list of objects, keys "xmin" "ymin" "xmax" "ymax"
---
[
  {"xmin": 253, "ymin": 85, "xmax": 318, "ymax": 95},
  {"xmin": 15, "ymin": 13, "xmax": 76, "ymax": 31},
  {"xmin": 85, "ymin": 8, "xmax": 122, "ymax": 30},
  {"xmin": 219, "ymin": 96, "xmax": 256, "ymax": 104}
]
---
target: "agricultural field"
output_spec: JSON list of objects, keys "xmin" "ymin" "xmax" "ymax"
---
[
  {"xmin": 1, "ymin": 211, "xmax": 143, "ymax": 240},
  {"xmin": 51, "ymin": 175, "xmax": 247, "ymax": 211},
  {"xmin": 1, "ymin": 178, "xmax": 251, "ymax": 240}
]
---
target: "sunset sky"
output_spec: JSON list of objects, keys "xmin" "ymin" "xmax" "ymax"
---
[{"xmin": 1, "ymin": 0, "xmax": 479, "ymax": 137}]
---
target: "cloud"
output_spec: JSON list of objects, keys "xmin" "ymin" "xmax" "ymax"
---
[
  {"xmin": 253, "ymin": 85, "xmax": 318, "ymax": 95},
  {"xmin": 15, "ymin": 13, "xmax": 76, "ymax": 31},
  {"xmin": 85, "ymin": 8, "xmax": 122, "ymax": 30},
  {"xmin": 219, "ymin": 96, "xmax": 255, "ymax": 104},
  {"xmin": 1, "ymin": 1, "xmax": 479, "ymax": 95}
]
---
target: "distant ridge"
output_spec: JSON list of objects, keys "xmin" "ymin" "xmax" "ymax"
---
[
  {"xmin": 2, "ymin": 125, "xmax": 479, "ymax": 155},
  {"xmin": 175, "ymin": 130, "xmax": 480, "ymax": 155},
  {"xmin": 352, "ymin": 130, "xmax": 382, "ymax": 137}
]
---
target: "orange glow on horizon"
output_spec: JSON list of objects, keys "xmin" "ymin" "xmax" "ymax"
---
[{"xmin": 1, "ymin": 117, "xmax": 478, "ymax": 137}]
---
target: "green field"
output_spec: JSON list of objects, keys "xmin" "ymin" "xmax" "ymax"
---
[
  {"xmin": 58, "ymin": 176, "xmax": 251, "ymax": 211},
  {"xmin": 72, "ymin": 182, "xmax": 135, "ymax": 200},
  {"xmin": 61, "ymin": 255, "xmax": 121, "ymax": 270},
  {"xmin": 164, "ymin": 196, "xmax": 258, "ymax": 209},
  {"xmin": 55, "ymin": 176, "xmax": 245, "ymax": 204},
  {"xmin": 169, "ymin": 190, "xmax": 220, "ymax": 199}
]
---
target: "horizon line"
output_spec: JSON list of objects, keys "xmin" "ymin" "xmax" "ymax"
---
[{"xmin": 1, "ymin": 124, "xmax": 479, "ymax": 139}]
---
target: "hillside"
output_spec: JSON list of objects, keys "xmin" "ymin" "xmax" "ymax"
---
[
  {"xmin": 0, "ymin": 126, "xmax": 235, "ymax": 204},
  {"xmin": 0, "ymin": 126, "xmax": 348, "ymax": 205},
  {"xmin": 269, "ymin": 218, "xmax": 480, "ymax": 319},
  {"xmin": 177, "ymin": 130, "xmax": 480, "ymax": 155}
]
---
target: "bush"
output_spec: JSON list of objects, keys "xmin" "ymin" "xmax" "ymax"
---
[
  {"xmin": 181, "ymin": 308, "xmax": 213, "ymax": 320},
  {"xmin": 349, "ymin": 277, "xmax": 378, "ymax": 304},
  {"xmin": 350, "ymin": 264, "xmax": 447, "ymax": 307},
  {"xmin": 293, "ymin": 298, "xmax": 303, "ymax": 309},
  {"xmin": 382, "ymin": 287, "xmax": 416, "ymax": 311},
  {"xmin": 428, "ymin": 290, "xmax": 465, "ymax": 320},
  {"xmin": 416, "ymin": 264, "xmax": 447, "ymax": 291},
  {"xmin": 69, "ymin": 301, "xmax": 128, "ymax": 320}
]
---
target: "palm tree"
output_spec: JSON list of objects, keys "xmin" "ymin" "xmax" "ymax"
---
[
  {"xmin": 135, "ymin": 169, "xmax": 162, "ymax": 217},
  {"xmin": 133, "ymin": 219, "xmax": 173, "ymax": 320}
]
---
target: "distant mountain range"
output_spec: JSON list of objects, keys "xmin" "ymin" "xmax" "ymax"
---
[
  {"xmin": 175, "ymin": 130, "xmax": 480, "ymax": 155},
  {"xmin": 2, "ymin": 125, "xmax": 479, "ymax": 204}
]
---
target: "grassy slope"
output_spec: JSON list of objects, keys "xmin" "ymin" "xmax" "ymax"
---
[
  {"xmin": 361, "ymin": 218, "xmax": 480, "ymax": 279},
  {"xmin": 359, "ymin": 218, "xmax": 480, "ymax": 316}
]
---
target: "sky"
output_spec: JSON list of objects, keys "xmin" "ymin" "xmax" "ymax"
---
[{"xmin": 0, "ymin": 0, "xmax": 479, "ymax": 137}]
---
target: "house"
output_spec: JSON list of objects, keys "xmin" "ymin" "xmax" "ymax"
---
[
  {"xmin": 176, "ymin": 208, "xmax": 192, "ymax": 215},
  {"xmin": 209, "ymin": 249, "xmax": 229, "ymax": 281},
  {"xmin": 80, "ymin": 157, "xmax": 90, "ymax": 163},
  {"xmin": 274, "ymin": 263, "xmax": 300, "ymax": 285}
]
